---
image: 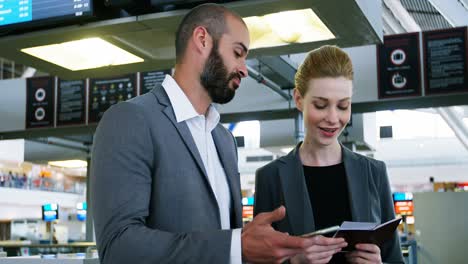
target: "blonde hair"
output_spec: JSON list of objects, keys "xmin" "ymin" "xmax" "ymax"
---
[{"xmin": 295, "ymin": 45, "xmax": 354, "ymax": 96}]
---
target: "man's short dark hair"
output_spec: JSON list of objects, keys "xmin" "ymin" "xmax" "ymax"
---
[{"xmin": 175, "ymin": 3, "xmax": 244, "ymax": 63}]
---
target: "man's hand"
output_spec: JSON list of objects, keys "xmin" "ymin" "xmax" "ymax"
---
[
  {"xmin": 242, "ymin": 206, "xmax": 311, "ymax": 264},
  {"xmin": 346, "ymin": 243, "xmax": 382, "ymax": 264},
  {"xmin": 290, "ymin": 235, "xmax": 347, "ymax": 264}
]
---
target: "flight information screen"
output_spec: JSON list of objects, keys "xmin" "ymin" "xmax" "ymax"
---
[{"xmin": 0, "ymin": 0, "xmax": 92, "ymax": 28}]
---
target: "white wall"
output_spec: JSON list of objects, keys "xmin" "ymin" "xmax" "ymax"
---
[
  {"xmin": 375, "ymin": 138, "xmax": 468, "ymax": 161},
  {"xmin": 0, "ymin": 139, "xmax": 25, "ymax": 162},
  {"xmin": 1, "ymin": 204, "xmax": 43, "ymax": 220},
  {"xmin": 414, "ymin": 192, "xmax": 468, "ymax": 264},
  {"xmin": 374, "ymin": 137, "xmax": 468, "ymax": 190},
  {"xmin": 388, "ymin": 164, "xmax": 468, "ymax": 189},
  {"xmin": 238, "ymin": 147, "xmax": 277, "ymax": 191},
  {"xmin": 0, "ymin": 78, "xmax": 26, "ymax": 132}
]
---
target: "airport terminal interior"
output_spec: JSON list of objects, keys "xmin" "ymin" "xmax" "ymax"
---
[{"xmin": 0, "ymin": 0, "xmax": 467, "ymax": 263}]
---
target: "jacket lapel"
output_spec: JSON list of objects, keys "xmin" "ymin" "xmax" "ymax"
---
[
  {"xmin": 278, "ymin": 144, "xmax": 315, "ymax": 235},
  {"xmin": 151, "ymin": 86, "xmax": 221, "ymax": 221},
  {"xmin": 342, "ymin": 146, "xmax": 370, "ymax": 221},
  {"xmin": 212, "ymin": 127, "xmax": 242, "ymax": 228}
]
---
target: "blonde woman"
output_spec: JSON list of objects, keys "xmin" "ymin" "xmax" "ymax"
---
[{"xmin": 254, "ymin": 46, "xmax": 403, "ymax": 264}]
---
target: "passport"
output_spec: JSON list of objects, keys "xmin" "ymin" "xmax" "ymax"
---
[{"xmin": 333, "ymin": 218, "xmax": 402, "ymax": 251}]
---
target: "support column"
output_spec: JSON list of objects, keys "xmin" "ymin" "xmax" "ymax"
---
[
  {"xmin": 85, "ymin": 155, "xmax": 94, "ymax": 242},
  {"xmin": 294, "ymin": 112, "xmax": 304, "ymax": 143}
]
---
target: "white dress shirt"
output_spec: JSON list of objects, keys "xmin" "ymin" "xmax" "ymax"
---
[{"xmin": 162, "ymin": 75, "xmax": 242, "ymax": 263}]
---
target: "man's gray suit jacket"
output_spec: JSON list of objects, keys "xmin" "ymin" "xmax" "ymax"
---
[
  {"xmin": 91, "ymin": 84, "xmax": 242, "ymax": 264},
  {"xmin": 254, "ymin": 144, "xmax": 404, "ymax": 264}
]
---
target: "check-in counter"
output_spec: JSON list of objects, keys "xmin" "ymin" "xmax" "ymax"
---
[{"xmin": 0, "ymin": 242, "xmax": 97, "ymax": 260}]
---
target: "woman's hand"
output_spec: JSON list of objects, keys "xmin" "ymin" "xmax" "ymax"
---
[
  {"xmin": 290, "ymin": 235, "xmax": 347, "ymax": 264},
  {"xmin": 346, "ymin": 243, "xmax": 382, "ymax": 264}
]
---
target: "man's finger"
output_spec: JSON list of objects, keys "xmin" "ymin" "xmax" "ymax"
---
[
  {"xmin": 304, "ymin": 242, "xmax": 347, "ymax": 254},
  {"xmin": 304, "ymin": 249, "xmax": 336, "ymax": 261},
  {"xmin": 273, "ymin": 247, "xmax": 304, "ymax": 261},
  {"xmin": 275, "ymin": 231, "xmax": 310, "ymax": 249},
  {"xmin": 347, "ymin": 250, "xmax": 381, "ymax": 262},
  {"xmin": 355, "ymin": 243, "xmax": 380, "ymax": 254},
  {"xmin": 311, "ymin": 235, "xmax": 346, "ymax": 246},
  {"xmin": 255, "ymin": 206, "xmax": 286, "ymax": 225}
]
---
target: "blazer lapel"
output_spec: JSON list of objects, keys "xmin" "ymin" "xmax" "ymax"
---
[
  {"xmin": 212, "ymin": 127, "xmax": 242, "ymax": 228},
  {"xmin": 342, "ymin": 146, "xmax": 370, "ymax": 221},
  {"xmin": 279, "ymin": 145, "xmax": 315, "ymax": 235},
  {"xmin": 151, "ymin": 86, "xmax": 220, "ymax": 212}
]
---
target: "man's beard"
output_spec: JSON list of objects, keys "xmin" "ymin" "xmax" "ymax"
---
[{"xmin": 200, "ymin": 42, "xmax": 241, "ymax": 104}]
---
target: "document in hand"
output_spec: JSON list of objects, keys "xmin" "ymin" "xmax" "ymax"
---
[{"xmin": 334, "ymin": 218, "xmax": 402, "ymax": 251}]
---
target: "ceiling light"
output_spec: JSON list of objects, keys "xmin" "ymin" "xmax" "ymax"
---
[
  {"xmin": 48, "ymin": 160, "xmax": 88, "ymax": 168},
  {"xmin": 21, "ymin": 37, "xmax": 144, "ymax": 71},
  {"xmin": 244, "ymin": 9, "xmax": 335, "ymax": 49}
]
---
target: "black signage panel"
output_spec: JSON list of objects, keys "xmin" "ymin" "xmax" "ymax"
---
[
  {"xmin": 140, "ymin": 70, "xmax": 171, "ymax": 95},
  {"xmin": 57, "ymin": 79, "xmax": 86, "ymax": 126},
  {"xmin": 26, "ymin": 76, "xmax": 55, "ymax": 129},
  {"xmin": 423, "ymin": 27, "xmax": 468, "ymax": 95},
  {"xmin": 377, "ymin": 33, "xmax": 422, "ymax": 99},
  {"xmin": 88, "ymin": 74, "xmax": 137, "ymax": 123}
]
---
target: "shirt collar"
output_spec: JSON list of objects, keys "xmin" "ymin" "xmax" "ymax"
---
[{"xmin": 162, "ymin": 75, "xmax": 220, "ymax": 130}]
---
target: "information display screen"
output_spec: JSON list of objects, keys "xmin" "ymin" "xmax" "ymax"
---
[
  {"xmin": 0, "ymin": 0, "xmax": 92, "ymax": 30},
  {"xmin": 76, "ymin": 202, "xmax": 87, "ymax": 221},
  {"xmin": 42, "ymin": 203, "xmax": 59, "ymax": 222},
  {"xmin": 393, "ymin": 192, "xmax": 413, "ymax": 201},
  {"xmin": 394, "ymin": 201, "xmax": 414, "ymax": 215}
]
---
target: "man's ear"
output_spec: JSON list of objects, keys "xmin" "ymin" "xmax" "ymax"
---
[
  {"xmin": 293, "ymin": 88, "xmax": 304, "ymax": 112},
  {"xmin": 192, "ymin": 26, "xmax": 212, "ymax": 55}
]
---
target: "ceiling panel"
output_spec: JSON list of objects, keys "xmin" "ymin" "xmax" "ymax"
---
[{"xmin": 0, "ymin": 0, "xmax": 383, "ymax": 80}]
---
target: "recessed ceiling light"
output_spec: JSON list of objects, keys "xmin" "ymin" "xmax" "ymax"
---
[
  {"xmin": 48, "ymin": 160, "xmax": 88, "ymax": 168},
  {"xmin": 244, "ymin": 8, "xmax": 335, "ymax": 49},
  {"xmin": 21, "ymin": 37, "xmax": 144, "ymax": 71}
]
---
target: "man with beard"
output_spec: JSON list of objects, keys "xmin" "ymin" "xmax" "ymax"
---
[{"xmin": 91, "ymin": 3, "xmax": 339, "ymax": 264}]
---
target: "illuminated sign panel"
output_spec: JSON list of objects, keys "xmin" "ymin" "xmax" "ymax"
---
[{"xmin": 42, "ymin": 203, "xmax": 59, "ymax": 222}]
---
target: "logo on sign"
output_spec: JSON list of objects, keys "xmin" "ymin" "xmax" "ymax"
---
[
  {"xmin": 390, "ymin": 49, "xmax": 406, "ymax": 65},
  {"xmin": 35, "ymin": 88, "xmax": 46, "ymax": 102},
  {"xmin": 35, "ymin": 107, "xmax": 45, "ymax": 121},
  {"xmin": 391, "ymin": 73, "xmax": 407, "ymax": 89}
]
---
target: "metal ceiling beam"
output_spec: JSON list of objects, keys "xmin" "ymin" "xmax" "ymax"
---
[
  {"xmin": 462, "ymin": 0, "xmax": 468, "ymax": 9},
  {"xmin": 383, "ymin": 0, "xmax": 421, "ymax": 32},
  {"xmin": 21, "ymin": 67, "xmax": 36, "ymax": 78},
  {"xmin": 257, "ymin": 56, "xmax": 297, "ymax": 85},
  {"xmin": 382, "ymin": 3, "xmax": 406, "ymax": 34},
  {"xmin": 427, "ymin": 0, "xmax": 468, "ymax": 27},
  {"xmin": 436, "ymin": 107, "xmax": 468, "ymax": 150},
  {"xmin": 28, "ymin": 137, "xmax": 91, "ymax": 153},
  {"xmin": 247, "ymin": 65, "xmax": 292, "ymax": 101}
]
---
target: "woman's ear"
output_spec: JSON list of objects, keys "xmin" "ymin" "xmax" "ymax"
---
[{"xmin": 293, "ymin": 88, "xmax": 304, "ymax": 112}]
